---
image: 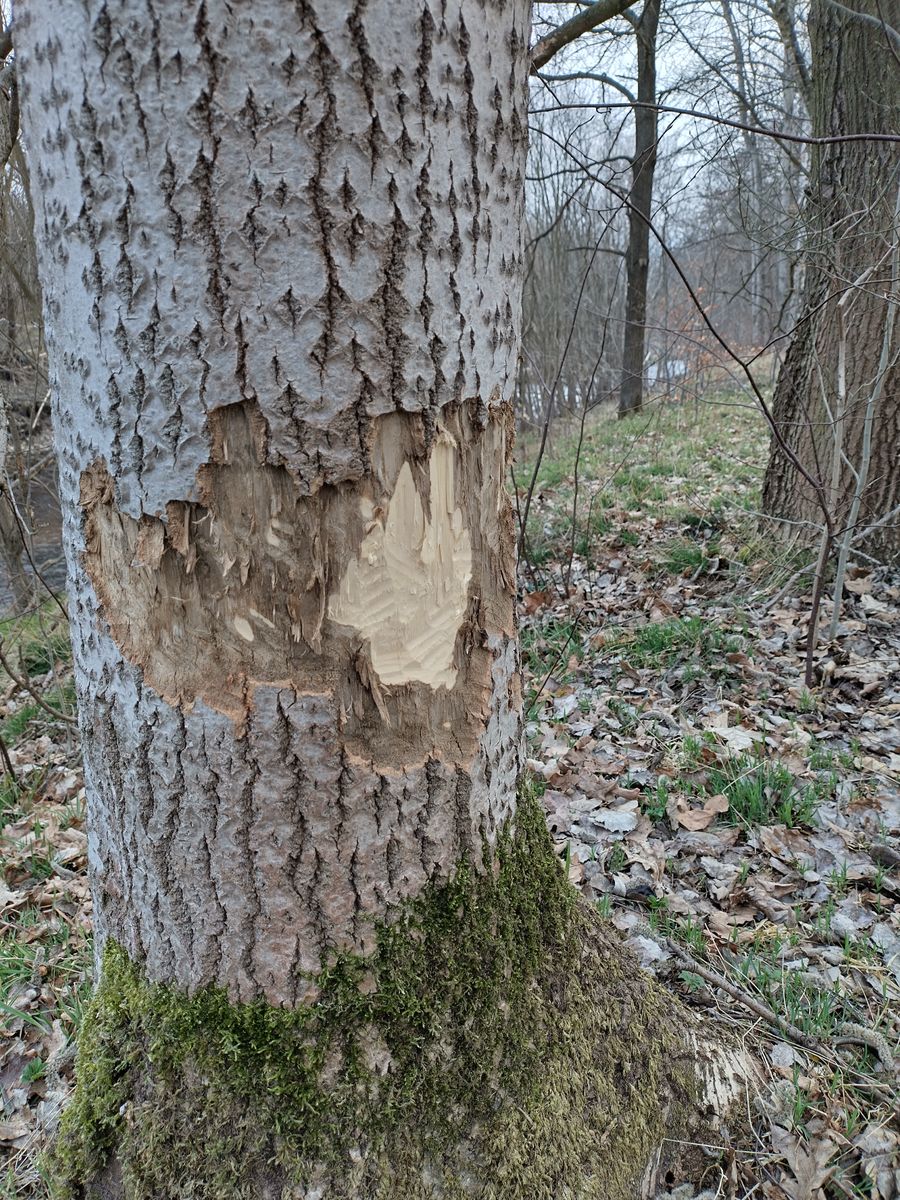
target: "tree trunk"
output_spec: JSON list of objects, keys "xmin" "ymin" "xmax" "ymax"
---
[
  {"xmin": 762, "ymin": 0, "xmax": 900, "ymax": 561},
  {"xmin": 0, "ymin": 391, "xmax": 34, "ymax": 614},
  {"xmin": 17, "ymin": 1, "xmax": 747, "ymax": 1195},
  {"xmin": 618, "ymin": 0, "xmax": 661, "ymax": 418},
  {"xmin": 20, "ymin": 0, "xmax": 531, "ymax": 999}
]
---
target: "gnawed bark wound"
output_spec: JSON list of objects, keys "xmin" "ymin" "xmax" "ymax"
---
[
  {"xmin": 328, "ymin": 434, "xmax": 472, "ymax": 689},
  {"xmin": 80, "ymin": 400, "xmax": 514, "ymax": 765}
]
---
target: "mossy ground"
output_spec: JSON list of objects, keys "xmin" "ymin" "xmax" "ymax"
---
[{"xmin": 48, "ymin": 790, "xmax": 701, "ymax": 1200}]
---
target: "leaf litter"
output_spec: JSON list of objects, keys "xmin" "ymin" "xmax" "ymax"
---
[{"xmin": 517, "ymin": 400, "xmax": 900, "ymax": 1198}]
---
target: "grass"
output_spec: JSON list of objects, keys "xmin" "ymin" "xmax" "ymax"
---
[
  {"xmin": 599, "ymin": 616, "xmax": 743, "ymax": 671},
  {"xmin": 605, "ymin": 843, "xmax": 628, "ymax": 873},
  {"xmin": 657, "ymin": 536, "xmax": 724, "ymax": 577},
  {"xmin": 0, "ymin": 604, "xmax": 71, "ymax": 677},
  {"xmin": 512, "ymin": 395, "xmax": 822, "ymax": 604},
  {"xmin": 19, "ymin": 626, "xmax": 71, "ymax": 676},
  {"xmin": 520, "ymin": 616, "xmax": 581, "ymax": 714},
  {"xmin": 640, "ymin": 741, "xmax": 831, "ymax": 832},
  {"xmin": 710, "ymin": 753, "xmax": 825, "ymax": 830},
  {"xmin": 0, "ymin": 605, "xmax": 74, "ymax": 753},
  {"xmin": 707, "ymin": 754, "xmax": 825, "ymax": 829},
  {"xmin": 739, "ymin": 954, "xmax": 842, "ymax": 1036},
  {"xmin": 0, "ymin": 773, "xmax": 55, "ymax": 843},
  {"xmin": 2, "ymin": 702, "xmax": 42, "ymax": 742},
  {"xmin": 645, "ymin": 897, "xmax": 708, "ymax": 956},
  {"xmin": 1, "ymin": 678, "xmax": 76, "ymax": 747},
  {"xmin": 642, "ymin": 778, "xmax": 671, "ymax": 822},
  {"xmin": 0, "ymin": 909, "xmax": 92, "ymax": 1033},
  {"xmin": 652, "ymin": 750, "xmax": 826, "ymax": 831},
  {"xmin": 514, "ymin": 394, "xmax": 768, "ymax": 566}
]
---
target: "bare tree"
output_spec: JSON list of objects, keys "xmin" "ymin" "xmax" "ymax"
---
[
  {"xmin": 521, "ymin": 133, "xmax": 626, "ymax": 427},
  {"xmin": 618, "ymin": 0, "xmax": 661, "ymax": 415},
  {"xmin": 0, "ymin": 20, "xmax": 57, "ymax": 615}
]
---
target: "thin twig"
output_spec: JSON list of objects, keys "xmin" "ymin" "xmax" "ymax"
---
[
  {"xmin": 516, "ymin": 203, "xmax": 623, "ymax": 565},
  {"xmin": 529, "ymin": 608, "xmax": 583, "ymax": 711},
  {"xmin": 0, "ymin": 488, "xmax": 68, "ymax": 620},
  {"xmin": 804, "ymin": 527, "xmax": 833, "ymax": 686},
  {"xmin": 531, "ymin": 97, "xmax": 900, "ymax": 148},
  {"xmin": 0, "ymin": 638, "xmax": 77, "ymax": 725},
  {"xmin": 665, "ymin": 937, "xmax": 819, "ymax": 1049},
  {"xmin": 0, "ymin": 727, "xmax": 17, "ymax": 786}
]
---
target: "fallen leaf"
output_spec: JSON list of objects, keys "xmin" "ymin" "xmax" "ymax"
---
[
  {"xmin": 523, "ymin": 590, "xmax": 553, "ymax": 614},
  {"xmin": 0, "ymin": 1117, "xmax": 30, "ymax": 1146},
  {"xmin": 844, "ymin": 575, "xmax": 873, "ymax": 595},
  {"xmin": 770, "ymin": 1042, "xmax": 803, "ymax": 1070},
  {"xmin": 592, "ymin": 802, "xmax": 640, "ymax": 833},
  {"xmin": 855, "ymin": 1124, "xmax": 900, "ymax": 1200},
  {"xmin": 708, "ymin": 723, "xmax": 762, "ymax": 752},
  {"xmin": 667, "ymin": 791, "xmax": 729, "ymax": 831},
  {"xmin": 772, "ymin": 1126, "xmax": 836, "ymax": 1199}
]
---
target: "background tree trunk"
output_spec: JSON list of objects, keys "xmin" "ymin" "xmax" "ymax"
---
[
  {"xmin": 762, "ymin": 0, "xmax": 900, "ymax": 561},
  {"xmin": 17, "ymin": 1, "xmax": 746, "ymax": 1194},
  {"xmin": 618, "ymin": 0, "xmax": 661, "ymax": 417},
  {"xmin": 0, "ymin": 392, "xmax": 34, "ymax": 613}
]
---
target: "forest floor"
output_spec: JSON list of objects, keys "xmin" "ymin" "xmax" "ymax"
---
[{"xmin": 1, "ymin": 395, "xmax": 899, "ymax": 1198}]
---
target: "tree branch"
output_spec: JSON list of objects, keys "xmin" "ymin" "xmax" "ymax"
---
[
  {"xmin": 765, "ymin": 0, "xmax": 812, "ymax": 107},
  {"xmin": 531, "ymin": 0, "xmax": 637, "ymax": 72},
  {"xmin": 0, "ymin": 637, "xmax": 78, "ymax": 726},
  {"xmin": 537, "ymin": 70, "xmax": 637, "ymax": 103},
  {"xmin": 531, "ymin": 98, "xmax": 900, "ymax": 147}
]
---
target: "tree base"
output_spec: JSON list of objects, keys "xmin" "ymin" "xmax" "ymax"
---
[{"xmin": 48, "ymin": 791, "xmax": 749, "ymax": 1200}]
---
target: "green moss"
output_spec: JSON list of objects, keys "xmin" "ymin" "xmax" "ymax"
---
[{"xmin": 48, "ymin": 790, "xmax": 699, "ymax": 1200}]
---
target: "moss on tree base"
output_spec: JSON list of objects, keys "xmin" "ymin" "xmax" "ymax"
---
[{"xmin": 49, "ymin": 792, "xmax": 712, "ymax": 1199}]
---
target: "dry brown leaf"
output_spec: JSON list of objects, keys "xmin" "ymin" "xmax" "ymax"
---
[
  {"xmin": 666, "ymin": 790, "xmax": 729, "ymax": 830},
  {"xmin": 707, "ymin": 905, "xmax": 757, "ymax": 938},
  {"xmin": 523, "ymin": 590, "xmax": 553, "ymax": 614},
  {"xmin": 855, "ymin": 1124, "xmax": 900, "ymax": 1199},
  {"xmin": 0, "ymin": 1117, "xmax": 31, "ymax": 1146},
  {"xmin": 784, "ymin": 1139, "xmax": 836, "ymax": 1199}
]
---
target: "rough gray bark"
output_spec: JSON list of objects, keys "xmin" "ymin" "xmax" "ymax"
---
[
  {"xmin": 17, "ymin": 0, "xmax": 528, "ymax": 1005},
  {"xmin": 618, "ymin": 0, "xmax": 660, "ymax": 417},
  {"xmin": 762, "ymin": 0, "xmax": 900, "ymax": 560}
]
